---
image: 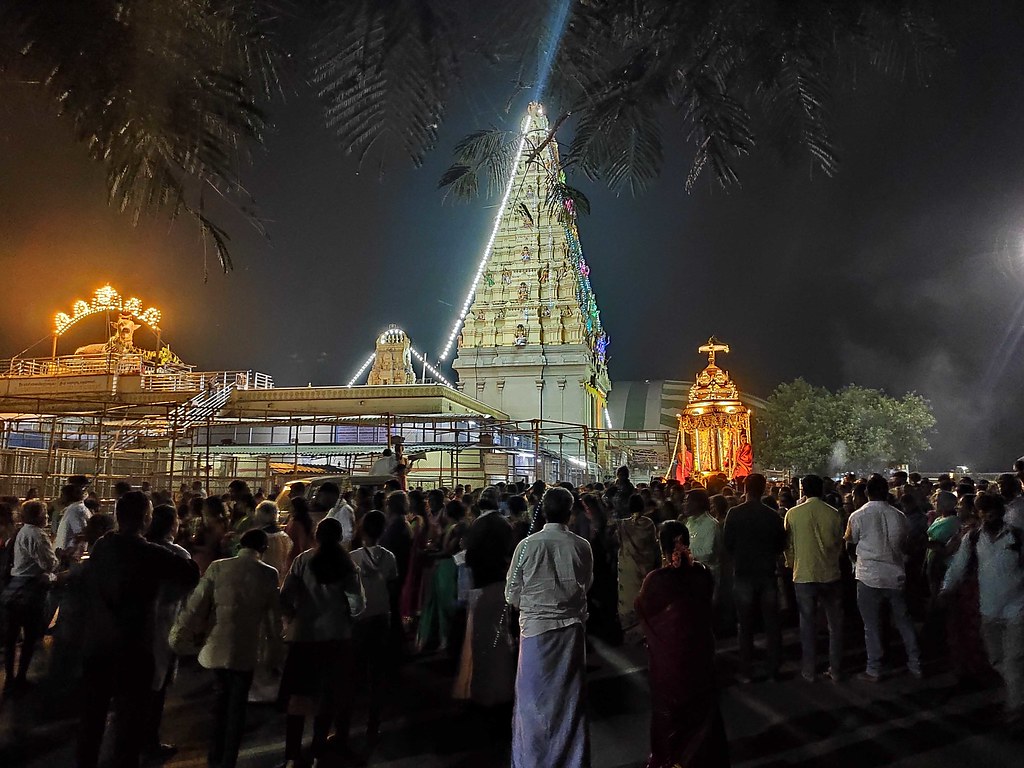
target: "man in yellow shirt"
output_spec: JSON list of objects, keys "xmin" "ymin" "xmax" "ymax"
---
[{"xmin": 784, "ymin": 475, "xmax": 845, "ymax": 682}]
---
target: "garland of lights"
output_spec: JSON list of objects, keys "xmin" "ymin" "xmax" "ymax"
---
[
  {"xmin": 346, "ymin": 328, "xmax": 454, "ymax": 388},
  {"xmin": 439, "ymin": 112, "xmax": 535, "ymax": 361},
  {"xmin": 54, "ymin": 284, "xmax": 162, "ymax": 336}
]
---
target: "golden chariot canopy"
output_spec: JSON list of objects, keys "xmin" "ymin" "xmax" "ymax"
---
[{"xmin": 674, "ymin": 337, "xmax": 753, "ymax": 482}]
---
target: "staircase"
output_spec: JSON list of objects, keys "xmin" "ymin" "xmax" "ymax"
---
[
  {"xmin": 109, "ymin": 378, "xmax": 235, "ymax": 451},
  {"xmin": 173, "ymin": 380, "xmax": 235, "ymax": 433}
]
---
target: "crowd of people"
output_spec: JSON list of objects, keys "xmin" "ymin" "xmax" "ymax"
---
[{"xmin": 0, "ymin": 459, "xmax": 1022, "ymax": 768}]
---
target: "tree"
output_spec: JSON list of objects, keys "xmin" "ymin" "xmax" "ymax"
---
[
  {"xmin": 756, "ymin": 378, "xmax": 936, "ymax": 475},
  {"xmin": 2, "ymin": 1, "xmax": 944, "ymax": 272}
]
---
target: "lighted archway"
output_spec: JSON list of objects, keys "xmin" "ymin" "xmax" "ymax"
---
[{"xmin": 54, "ymin": 284, "xmax": 162, "ymax": 337}]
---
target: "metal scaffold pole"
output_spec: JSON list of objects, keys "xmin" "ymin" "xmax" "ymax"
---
[{"xmin": 168, "ymin": 406, "xmax": 178, "ymax": 494}]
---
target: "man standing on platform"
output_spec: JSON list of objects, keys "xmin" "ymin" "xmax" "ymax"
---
[
  {"xmin": 506, "ymin": 487, "xmax": 594, "ymax": 768},
  {"xmin": 785, "ymin": 475, "xmax": 845, "ymax": 682}
]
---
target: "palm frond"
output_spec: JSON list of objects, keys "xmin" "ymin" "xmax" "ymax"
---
[
  {"xmin": 544, "ymin": 179, "xmax": 591, "ymax": 225},
  {"xmin": 1, "ymin": 0, "xmax": 280, "ymax": 273},
  {"xmin": 569, "ymin": 99, "xmax": 663, "ymax": 195},
  {"xmin": 439, "ymin": 127, "xmax": 520, "ymax": 201},
  {"xmin": 314, "ymin": 0, "xmax": 456, "ymax": 169}
]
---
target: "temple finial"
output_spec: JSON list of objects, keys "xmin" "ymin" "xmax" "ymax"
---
[{"xmin": 698, "ymin": 336, "xmax": 730, "ymax": 367}]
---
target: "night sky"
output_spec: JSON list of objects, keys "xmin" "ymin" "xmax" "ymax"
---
[{"xmin": 1, "ymin": 3, "xmax": 1022, "ymax": 470}]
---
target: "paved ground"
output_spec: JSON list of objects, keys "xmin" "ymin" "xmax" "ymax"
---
[{"xmin": 1, "ymin": 626, "xmax": 1021, "ymax": 768}]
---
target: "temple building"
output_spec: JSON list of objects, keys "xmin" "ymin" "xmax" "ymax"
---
[
  {"xmin": 452, "ymin": 103, "xmax": 612, "ymax": 437},
  {"xmin": 0, "ymin": 291, "xmax": 603, "ymax": 494}
]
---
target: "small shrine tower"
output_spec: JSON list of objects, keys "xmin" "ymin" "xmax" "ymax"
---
[
  {"xmin": 675, "ymin": 337, "xmax": 753, "ymax": 481},
  {"xmin": 453, "ymin": 103, "xmax": 611, "ymax": 433},
  {"xmin": 367, "ymin": 325, "xmax": 417, "ymax": 386}
]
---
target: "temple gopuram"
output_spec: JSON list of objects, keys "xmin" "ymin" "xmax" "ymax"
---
[
  {"xmin": 367, "ymin": 326, "xmax": 417, "ymax": 386},
  {"xmin": 672, "ymin": 337, "xmax": 753, "ymax": 483},
  {"xmin": 452, "ymin": 102, "xmax": 611, "ymax": 433}
]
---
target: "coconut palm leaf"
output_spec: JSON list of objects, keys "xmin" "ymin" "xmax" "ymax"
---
[
  {"xmin": 1, "ymin": 0, "xmax": 282, "ymax": 274},
  {"xmin": 314, "ymin": 0, "xmax": 456, "ymax": 170},
  {"xmin": 443, "ymin": 0, "xmax": 942, "ymax": 198}
]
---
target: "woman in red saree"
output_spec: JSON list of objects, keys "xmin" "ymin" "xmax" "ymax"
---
[{"xmin": 636, "ymin": 521, "xmax": 730, "ymax": 768}]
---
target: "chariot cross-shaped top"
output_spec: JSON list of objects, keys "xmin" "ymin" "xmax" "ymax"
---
[{"xmin": 698, "ymin": 336, "xmax": 730, "ymax": 367}]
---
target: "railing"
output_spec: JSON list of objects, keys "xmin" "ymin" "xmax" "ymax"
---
[
  {"xmin": 137, "ymin": 370, "xmax": 274, "ymax": 392},
  {"xmin": 140, "ymin": 372, "xmax": 209, "ymax": 392},
  {"xmin": 0, "ymin": 354, "xmax": 154, "ymax": 377},
  {"xmin": 0, "ymin": 356, "xmax": 273, "ymax": 395}
]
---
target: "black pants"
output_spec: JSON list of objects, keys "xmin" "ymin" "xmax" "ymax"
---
[
  {"xmin": 733, "ymin": 573, "xmax": 782, "ymax": 676},
  {"xmin": 77, "ymin": 652, "xmax": 153, "ymax": 768},
  {"xmin": 3, "ymin": 599, "xmax": 45, "ymax": 683},
  {"xmin": 354, "ymin": 616, "xmax": 389, "ymax": 725},
  {"xmin": 209, "ymin": 668, "xmax": 254, "ymax": 768},
  {"xmin": 143, "ymin": 660, "xmax": 176, "ymax": 749}
]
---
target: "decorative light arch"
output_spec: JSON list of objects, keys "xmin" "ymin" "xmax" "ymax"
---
[{"xmin": 54, "ymin": 284, "xmax": 162, "ymax": 337}]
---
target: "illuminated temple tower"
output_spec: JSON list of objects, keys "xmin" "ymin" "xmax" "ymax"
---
[
  {"xmin": 452, "ymin": 103, "xmax": 611, "ymax": 433},
  {"xmin": 367, "ymin": 325, "xmax": 416, "ymax": 385}
]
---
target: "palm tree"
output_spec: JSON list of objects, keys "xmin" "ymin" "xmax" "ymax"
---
[{"xmin": 2, "ymin": 0, "xmax": 943, "ymax": 272}]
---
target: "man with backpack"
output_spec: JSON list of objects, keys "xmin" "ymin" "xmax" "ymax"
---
[{"xmin": 943, "ymin": 493, "xmax": 1024, "ymax": 722}]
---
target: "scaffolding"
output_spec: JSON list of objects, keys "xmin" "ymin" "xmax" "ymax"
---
[{"xmin": 0, "ymin": 388, "xmax": 672, "ymax": 500}]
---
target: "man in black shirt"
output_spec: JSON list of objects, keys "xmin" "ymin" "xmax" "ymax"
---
[
  {"xmin": 723, "ymin": 473, "xmax": 786, "ymax": 682},
  {"xmin": 464, "ymin": 487, "xmax": 512, "ymax": 589},
  {"xmin": 76, "ymin": 491, "xmax": 199, "ymax": 768}
]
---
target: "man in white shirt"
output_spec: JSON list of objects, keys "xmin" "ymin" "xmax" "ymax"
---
[
  {"xmin": 5, "ymin": 501, "xmax": 60, "ymax": 691},
  {"xmin": 55, "ymin": 483, "xmax": 91, "ymax": 553},
  {"xmin": 506, "ymin": 487, "xmax": 593, "ymax": 768},
  {"xmin": 369, "ymin": 449, "xmax": 398, "ymax": 477},
  {"xmin": 943, "ymin": 494, "xmax": 1024, "ymax": 717},
  {"xmin": 997, "ymin": 473, "xmax": 1024, "ymax": 531},
  {"xmin": 328, "ymin": 490, "xmax": 356, "ymax": 548},
  {"xmin": 846, "ymin": 474, "xmax": 921, "ymax": 681},
  {"xmin": 349, "ymin": 509, "xmax": 398, "ymax": 742}
]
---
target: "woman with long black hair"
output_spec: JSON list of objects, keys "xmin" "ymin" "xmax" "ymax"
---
[{"xmin": 279, "ymin": 517, "xmax": 365, "ymax": 766}]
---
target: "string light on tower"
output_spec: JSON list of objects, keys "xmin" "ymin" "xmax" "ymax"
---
[
  {"xmin": 410, "ymin": 347, "xmax": 454, "ymax": 388},
  {"xmin": 439, "ymin": 111, "xmax": 535, "ymax": 361},
  {"xmin": 346, "ymin": 352, "xmax": 377, "ymax": 387}
]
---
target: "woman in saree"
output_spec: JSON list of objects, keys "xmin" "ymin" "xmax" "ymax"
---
[
  {"xmin": 416, "ymin": 497, "xmax": 467, "ymax": 652},
  {"xmin": 617, "ymin": 493, "xmax": 660, "ymax": 643},
  {"xmin": 636, "ymin": 520, "xmax": 730, "ymax": 768},
  {"xmin": 399, "ymin": 490, "xmax": 430, "ymax": 624}
]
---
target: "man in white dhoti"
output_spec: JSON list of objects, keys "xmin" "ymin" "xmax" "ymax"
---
[{"xmin": 505, "ymin": 487, "xmax": 594, "ymax": 768}]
